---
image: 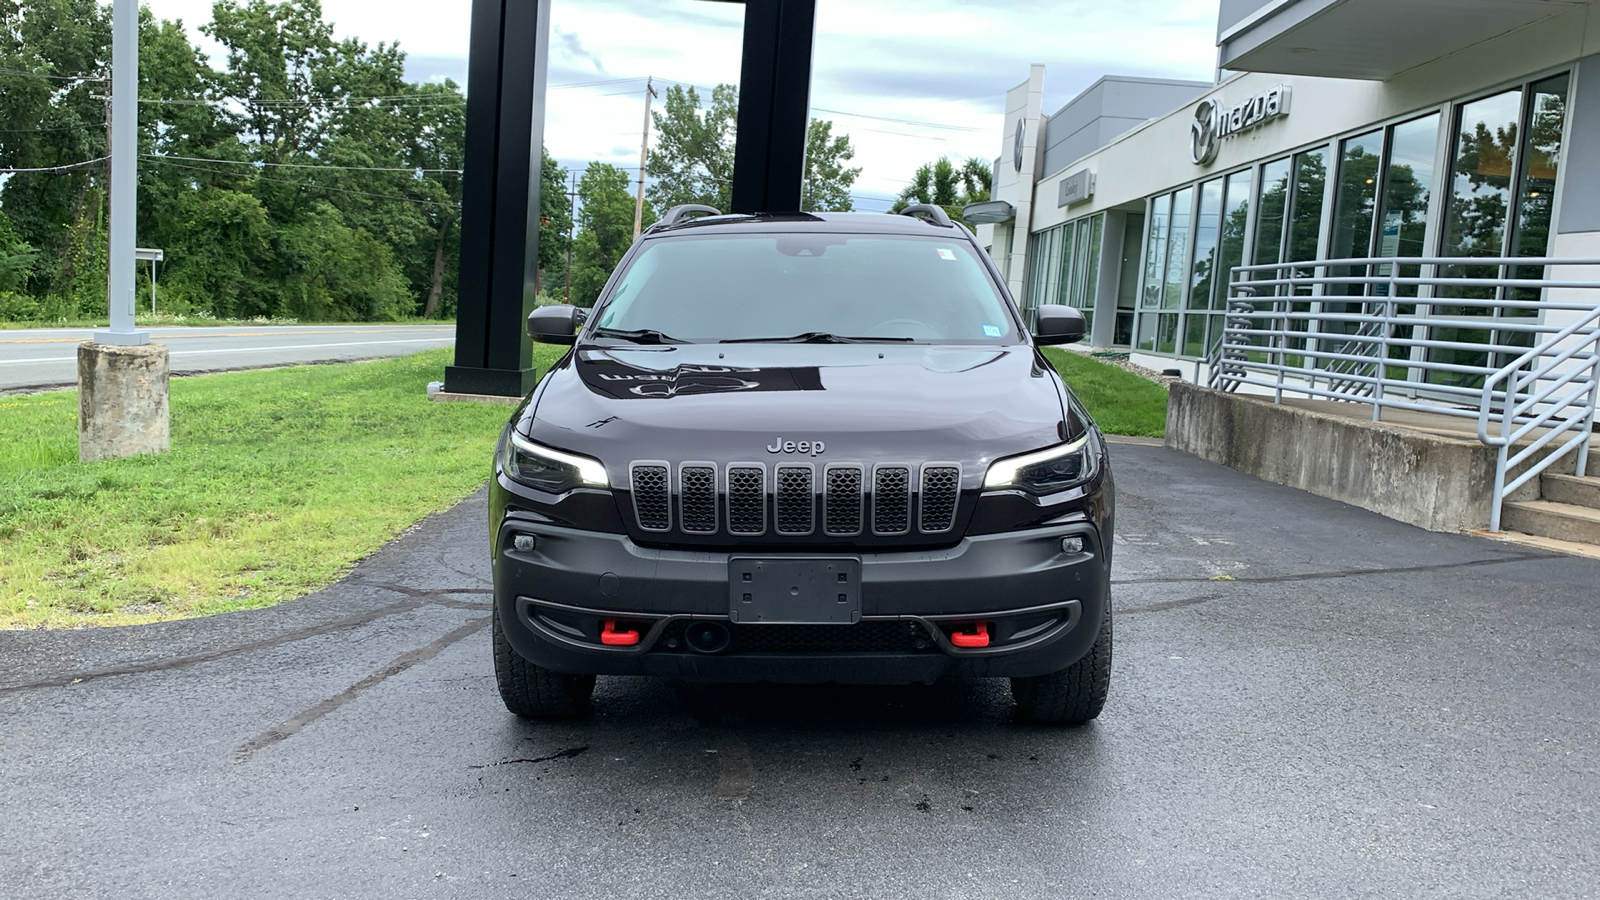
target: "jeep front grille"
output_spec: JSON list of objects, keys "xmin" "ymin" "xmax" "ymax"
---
[
  {"xmin": 679, "ymin": 464, "xmax": 717, "ymax": 533},
  {"xmin": 631, "ymin": 464, "xmax": 670, "ymax": 532},
  {"xmin": 726, "ymin": 465, "xmax": 767, "ymax": 534},
  {"xmin": 872, "ymin": 466, "xmax": 911, "ymax": 535},
  {"xmin": 919, "ymin": 466, "xmax": 960, "ymax": 533},
  {"xmin": 774, "ymin": 465, "xmax": 814, "ymax": 535},
  {"xmin": 824, "ymin": 465, "xmax": 864, "ymax": 536},
  {"xmin": 629, "ymin": 461, "xmax": 960, "ymax": 540}
]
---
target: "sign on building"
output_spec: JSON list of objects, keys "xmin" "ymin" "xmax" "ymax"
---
[
  {"xmin": 1058, "ymin": 169, "xmax": 1096, "ymax": 207},
  {"xmin": 1190, "ymin": 84, "xmax": 1292, "ymax": 166}
]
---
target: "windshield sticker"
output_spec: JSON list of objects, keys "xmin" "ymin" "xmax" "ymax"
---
[
  {"xmin": 982, "ymin": 324, "xmax": 1002, "ymax": 337},
  {"xmin": 937, "ymin": 248, "xmax": 957, "ymax": 260}
]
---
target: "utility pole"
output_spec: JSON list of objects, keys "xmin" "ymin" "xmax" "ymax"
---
[
  {"xmin": 565, "ymin": 169, "xmax": 577, "ymax": 305},
  {"xmin": 98, "ymin": 0, "xmax": 144, "ymax": 347},
  {"xmin": 80, "ymin": 0, "xmax": 167, "ymax": 463},
  {"xmin": 633, "ymin": 77, "xmax": 658, "ymax": 239}
]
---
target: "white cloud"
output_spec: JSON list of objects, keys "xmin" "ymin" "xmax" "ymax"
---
[{"xmin": 141, "ymin": 0, "xmax": 1218, "ymax": 210}]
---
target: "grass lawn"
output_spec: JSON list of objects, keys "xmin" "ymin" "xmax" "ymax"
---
[
  {"xmin": 0, "ymin": 346, "xmax": 566, "ymax": 629},
  {"xmin": 1040, "ymin": 348, "xmax": 1169, "ymax": 438}
]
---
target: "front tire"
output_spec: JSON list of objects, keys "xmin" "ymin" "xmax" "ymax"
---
[
  {"xmin": 493, "ymin": 606, "xmax": 596, "ymax": 719},
  {"xmin": 1011, "ymin": 603, "xmax": 1112, "ymax": 725}
]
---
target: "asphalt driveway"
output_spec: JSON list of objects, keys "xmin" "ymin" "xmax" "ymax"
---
[{"xmin": 2, "ymin": 441, "xmax": 1596, "ymax": 899}]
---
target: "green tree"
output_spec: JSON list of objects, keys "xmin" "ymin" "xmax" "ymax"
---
[
  {"xmin": 569, "ymin": 163, "xmax": 652, "ymax": 308},
  {"xmin": 647, "ymin": 84, "xmax": 737, "ymax": 213},
  {"xmin": 647, "ymin": 82, "xmax": 860, "ymax": 214},
  {"xmin": 0, "ymin": 209, "xmax": 38, "ymax": 293},
  {"xmin": 892, "ymin": 157, "xmax": 991, "ymax": 224},
  {"xmin": 539, "ymin": 150, "xmax": 572, "ymax": 293},
  {"xmin": 801, "ymin": 118, "xmax": 861, "ymax": 212}
]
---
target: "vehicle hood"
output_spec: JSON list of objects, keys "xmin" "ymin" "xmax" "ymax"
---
[{"xmin": 520, "ymin": 343, "xmax": 1070, "ymax": 487}]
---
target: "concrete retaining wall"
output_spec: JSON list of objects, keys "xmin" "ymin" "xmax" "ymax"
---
[{"xmin": 1164, "ymin": 383, "xmax": 1533, "ymax": 534}]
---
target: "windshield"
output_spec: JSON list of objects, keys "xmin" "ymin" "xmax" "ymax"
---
[{"xmin": 588, "ymin": 233, "xmax": 1018, "ymax": 344}]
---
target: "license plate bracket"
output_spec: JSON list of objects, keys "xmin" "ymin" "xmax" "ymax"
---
[{"xmin": 729, "ymin": 558, "xmax": 862, "ymax": 625}]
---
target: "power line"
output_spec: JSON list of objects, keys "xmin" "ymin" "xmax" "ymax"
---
[
  {"xmin": 143, "ymin": 153, "xmax": 462, "ymax": 174},
  {"xmin": 0, "ymin": 125, "xmax": 89, "ymax": 133},
  {"xmin": 810, "ymin": 107, "xmax": 986, "ymax": 132},
  {"xmin": 0, "ymin": 68, "xmax": 104, "ymax": 83},
  {"xmin": 143, "ymin": 157, "xmax": 459, "ymax": 208},
  {"xmin": 0, "ymin": 156, "xmax": 108, "ymax": 175}
]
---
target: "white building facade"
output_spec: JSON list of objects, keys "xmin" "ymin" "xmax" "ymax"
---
[{"xmin": 984, "ymin": 0, "xmax": 1600, "ymax": 381}]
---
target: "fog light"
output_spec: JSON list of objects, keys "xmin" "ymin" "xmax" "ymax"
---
[
  {"xmin": 1061, "ymin": 536, "xmax": 1084, "ymax": 555},
  {"xmin": 512, "ymin": 534, "xmax": 537, "ymax": 553}
]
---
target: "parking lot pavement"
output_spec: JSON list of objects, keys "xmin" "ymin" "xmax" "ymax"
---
[
  {"xmin": 0, "ymin": 324, "xmax": 455, "ymax": 392},
  {"xmin": 3, "ymin": 441, "xmax": 1597, "ymax": 899}
]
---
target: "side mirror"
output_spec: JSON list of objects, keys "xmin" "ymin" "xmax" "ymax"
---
[
  {"xmin": 1033, "ymin": 304, "xmax": 1086, "ymax": 346},
  {"xmin": 527, "ymin": 305, "xmax": 585, "ymax": 344}
]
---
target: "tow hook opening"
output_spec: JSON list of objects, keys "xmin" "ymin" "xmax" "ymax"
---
[
  {"xmin": 600, "ymin": 619, "xmax": 642, "ymax": 646},
  {"xmin": 949, "ymin": 622, "xmax": 991, "ymax": 649}
]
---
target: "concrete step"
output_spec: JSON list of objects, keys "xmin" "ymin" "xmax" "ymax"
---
[
  {"xmin": 1538, "ymin": 445, "xmax": 1599, "ymax": 477},
  {"xmin": 1502, "ymin": 499, "xmax": 1600, "ymax": 546},
  {"xmin": 1543, "ymin": 473, "xmax": 1600, "ymax": 510}
]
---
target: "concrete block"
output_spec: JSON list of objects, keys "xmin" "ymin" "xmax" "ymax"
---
[
  {"xmin": 1164, "ymin": 383, "xmax": 1508, "ymax": 533},
  {"xmin": 78, "ymin": 342, "xmax": 170, "ymax": 462},
  {"xmin": 429, "ymin": 390, "xmax": 524, "ymax": 407}
]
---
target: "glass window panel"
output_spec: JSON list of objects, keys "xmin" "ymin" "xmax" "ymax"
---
[
  {"xmin": 1069, "ymin": 221, "xmax": 1084, "ymax": 305},
  {"xmin": 1190, "ymin": 179, "xmax": 1223, "ymax": 311},
  {"xmin": 1157, "ymin": 313, "xmax": 1179, "ymax": 354},
  {"xmin": 1182, "ymin": 311, "xmax": 1210, "ymax": 358},
  {"xmin": 1512, "ymin": 74, "xmax": 1568, "ymax": 261},
  {"xmin": 1082, "ymin": 214, "xmax": 1103, "ymax": 311},
  {"xmin": 1056, "ymin": 221, "xmax": 1076, "ymax": 305},
  {"xmin": 1142, "ymin": 194, "xmax": 1171, "ymax": 309},
  {"xmin": 1043, "ymin": 220, "xmax": 1068, "ymax": 305},
  {"xmin": 1329, "ymin": 130, "xmax": 1383, "ymax": 293},
  {"xmin": 1040, "ymin": 226, "xmax": 1060, "ymax": 306},
  {"xmin": 1288, "ymin": 147, "xmax": 1327, "ymax": 265},
  {"xmin": 1026, "ymin": 230, "xmax": 1046, "ymax": 312},
  {"xmin": 1442, "ymin": 90, "xmax": 1522, "ymax": 260},
  {"xmin": 1435, "ymin": 89, "xmax": 1524, "ymax": 384},
  {"xmin": 1376, "ymin": 112, "xmax": 1440, "ymax": 298},
  {"xmin": 1164, "ymin": 187, "xmax": 1193, "ymax": 310},
  {"xmin": 1218, "ymin": 170, "xmax": 1252, "ymax": 308},
  {"xmin": 1253, "ymin": 159, "xmax": 1292, "ymax": 271},
  {"xmin": 1136, "ymin": 310, "xmax": 1159, "ymax": 351}
]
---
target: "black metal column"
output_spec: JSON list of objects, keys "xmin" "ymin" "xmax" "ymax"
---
[
  {"xmin": 730, "ymin": 0, "xmax": 817, "ymax": 214},
  {"xmin": 445, "ymin": 0, "xmax": 550, "ymax": 398}
]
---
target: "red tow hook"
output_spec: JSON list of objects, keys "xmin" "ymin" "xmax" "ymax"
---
[
  {"xmin": 950, "ymin": 622, "xmax": 990, "ymax": 649},
  {"xmin": 600, "ymin": 619, "xmax": 640, "ymax": 647}
]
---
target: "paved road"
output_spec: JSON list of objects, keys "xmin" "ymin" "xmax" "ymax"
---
[
  {"xmin": 3, "ymin": 442, "xmax": 1596, "ymax": 899},
  {"xmin": 0, "ymin": 324, "xmax": 455, "ymax": 391}
]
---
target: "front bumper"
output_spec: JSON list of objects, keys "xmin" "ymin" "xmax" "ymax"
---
[{"xmin": 493, "ymin": 514, "xmax": 1110, "ymax": 683}]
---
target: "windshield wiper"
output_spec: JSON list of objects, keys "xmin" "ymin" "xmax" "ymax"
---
[
  {"xmin": 721, "ymin": 332, "xmax": 914, "ymax": 344},
  {"xmin": 589, "ymin": 327, "xmax": 685, "ymax": 345}
]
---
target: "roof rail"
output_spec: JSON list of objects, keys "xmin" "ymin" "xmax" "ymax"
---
[
  {"xmin": 651, "ymin": 204, "xmax": 723, "ymax": 231},
  {"xmin": 899, "ymin": 203, "xmax": 953, "ymax": 227}
]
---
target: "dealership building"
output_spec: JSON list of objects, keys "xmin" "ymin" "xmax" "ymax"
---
[{"xmin": 977, "ymin": 0, "xmax": 1600, "ymax": 381}]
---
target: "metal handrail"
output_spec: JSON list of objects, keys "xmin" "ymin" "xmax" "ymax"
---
[{"xmin": 1209, "ymin": 257, "xmax": 1600, "ymax": 533}]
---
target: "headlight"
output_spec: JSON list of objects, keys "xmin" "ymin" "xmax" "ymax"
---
[
  {"xmin": 983, "ymin": 435, "xmax": 1098, "ymax": 496},
  {"xmin": 503, "ymin": 432, "xmax": 609, "ymax": 493}
]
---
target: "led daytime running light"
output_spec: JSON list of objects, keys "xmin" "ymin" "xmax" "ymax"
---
[
  {"xmin": 984, "ymin": 435, "xmax": 1092, "ymax": 490},
  {"xmin": 509, "ymin": 433, "xmax": 609, "ymax": 487}
]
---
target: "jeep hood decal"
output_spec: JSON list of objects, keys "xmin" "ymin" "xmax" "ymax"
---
[{"xmin": 523, "ymin": 344, "xmax": 1069, "ymax": 486}]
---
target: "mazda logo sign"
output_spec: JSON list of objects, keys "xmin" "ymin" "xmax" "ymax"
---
[{"xmin": 1191, "ymin": 98, "xmax": 1221, "ymax": 166}]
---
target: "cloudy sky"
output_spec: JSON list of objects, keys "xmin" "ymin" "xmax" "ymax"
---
[{"xmin": 143, "ymin": 0, "xmax": 1220, "ymax": 210}]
